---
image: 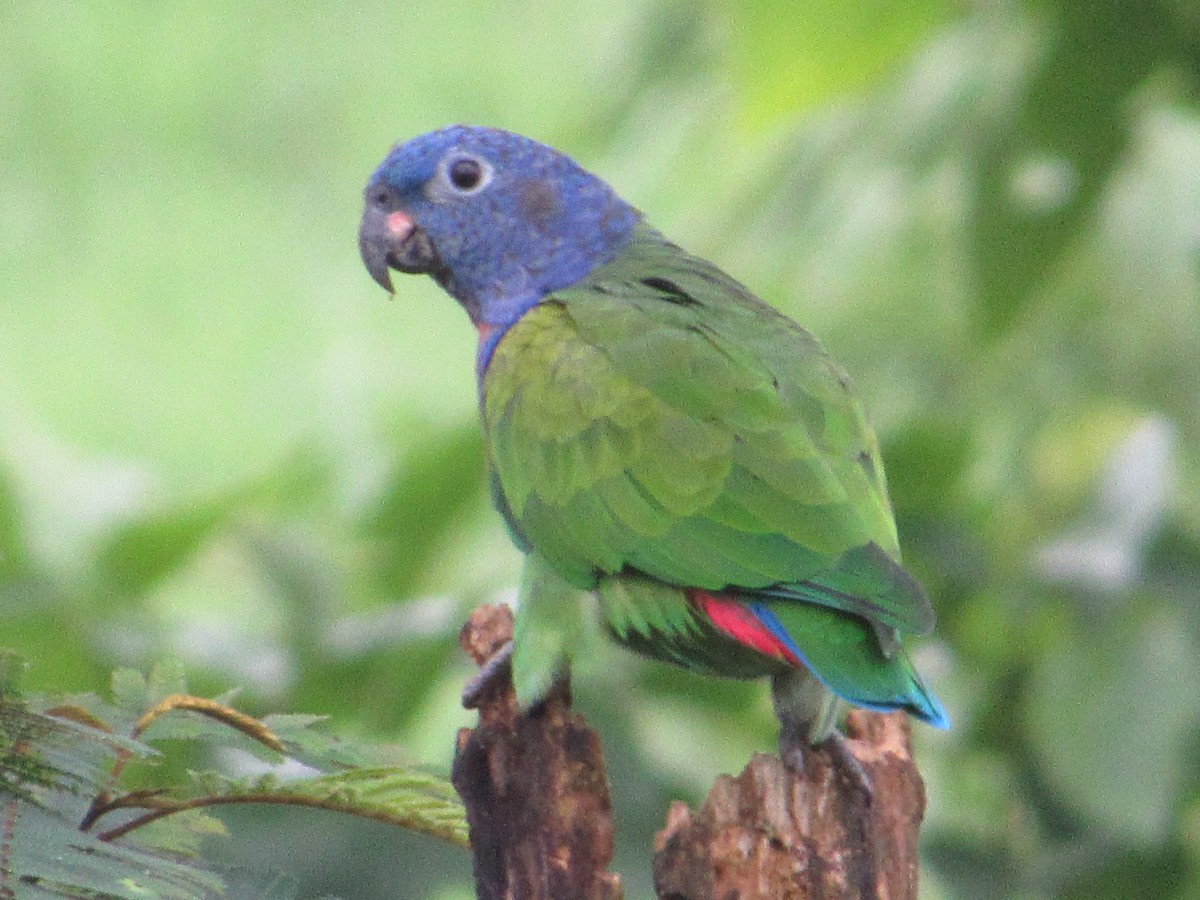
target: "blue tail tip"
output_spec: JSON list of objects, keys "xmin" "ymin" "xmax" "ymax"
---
[
  {"xmin": 914, "ymin": 691, "xmax": 951, "ymax": 730},
  {"xmin": 853, "ymin": 692, "xmax": 951, "ymax": 730}
]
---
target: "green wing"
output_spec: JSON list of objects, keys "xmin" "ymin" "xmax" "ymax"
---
[{"xmin": 483, "ymin": 223, "xmax": 933, "ymax": 637}]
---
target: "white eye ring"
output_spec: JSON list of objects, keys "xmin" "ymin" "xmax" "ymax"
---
[{"xmin": 438, "ymin": 152, "xmax": 493, "ymax": 195}]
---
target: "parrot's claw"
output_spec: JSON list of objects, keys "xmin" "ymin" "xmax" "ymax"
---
[
  {"xmin": 779, "ymin": 737, "xmax": 811, "ymax": 778},
  {"xmin": 461, "ymin": 640, "xmax": 514, "ymax": 709},
  {"xmin": 779, "ymin": 730, "xmax": 874, "ymax": 799},
  {"xmin": 821, "ymin": 731, "xmax": 874, "ymax": 800}
]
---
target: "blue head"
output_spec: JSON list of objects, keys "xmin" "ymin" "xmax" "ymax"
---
[{"xmin": 359, "ymin": 125, "xmax": 640, "ymax": 326}]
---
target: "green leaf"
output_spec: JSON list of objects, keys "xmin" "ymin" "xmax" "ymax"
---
[
  {"xmin": 883, "ymin": 419, "xmax": 972, "ymax": 515},
  {"xmin": 971, "ymin": 1, "xmax": 1183, "ymax": 334},
  {"xmin": 111, "ymin": 668, "xmax": 149, "ymax": 713},
  {"xmin": 360, "ymin": 422, "xmax": 486, "ymax": 596},
  {"xmin": 145, "ymin": 658, "xmax": 189, "ymax": 706},
  {"xmin": 0, "ymin": 466, "xmax": 27, "ymax": 578},
  {"xmin": 1025, "ymin": 602, "xmax": 1200, "ymax": 845},
  {"xmin": 722, "ymin": 0, "xmax": 958, "ymax": 128},
  {"xmin": 93, "ymin": 499, "xmax": 233, "ymax": 596},
  {"xmin": 10, "ymin": 802, "xmax": 226, "ymax": 899},
  {"xmin": 131, "ymin": 807, "xmax": 229, "ymax": 859},
  {"xmin": 211, "ymin": 766, "xmax": 470, "ymax": 848},
  {"xmin": 0, "ymin": 650, "xmax": 27, "ymax": 697},
  {"xmin": 3, "ymin": 701, "xmax": 145, "ymax": 802}
]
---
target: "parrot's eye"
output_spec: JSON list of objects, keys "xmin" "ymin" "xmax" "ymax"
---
[
  {"xmin": 440, "ymin": 153, "xmax": 492, "ymax": 195},
  {"xmin": 449, "ymin": 158, "xmax": 484, "ymax": 190}
]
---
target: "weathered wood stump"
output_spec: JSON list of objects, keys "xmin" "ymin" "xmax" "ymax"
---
[
  {"xmin": 653, "ymin": 711, "xmax": 925, "ymax": 899},
  {"xmin": 451, "ymin": 605, "xmax": 622, "ymax": 900}
]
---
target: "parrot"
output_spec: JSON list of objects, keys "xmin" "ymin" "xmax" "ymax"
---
[{"xmin": 358, "ymin": 125, "xmax": 948, "ymax": 769}]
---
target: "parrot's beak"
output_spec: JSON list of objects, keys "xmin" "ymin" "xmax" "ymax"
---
[{"xmin": 358, "ymin": 202, "xmax": 439, "ymax": 292}]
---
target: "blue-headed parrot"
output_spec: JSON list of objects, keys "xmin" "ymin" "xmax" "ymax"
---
[{"xmin": 358, "ymin": 125, "xmax": 948, "ymax": 767}]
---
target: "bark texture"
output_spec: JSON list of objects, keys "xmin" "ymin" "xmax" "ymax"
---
[
  {"xmin": 452, "ymin": 605, "xmax": 623, "ymax": 900},
  {"xmin": 653, "ymin": 711, "xmax": 926, "ymax": 899}
]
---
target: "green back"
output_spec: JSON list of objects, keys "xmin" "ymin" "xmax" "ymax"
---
[{"xmin": 483, "ymin": 223, "xmax": 932, "ymax": 637}]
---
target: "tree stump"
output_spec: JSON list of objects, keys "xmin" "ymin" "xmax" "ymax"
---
[
  {"xmin": 652, "ymin": 711, "xmax": 926, "ymax": 899},
  {"xmin": 451, "ymin": 605, "xmax": 623, "ymax": 900}
]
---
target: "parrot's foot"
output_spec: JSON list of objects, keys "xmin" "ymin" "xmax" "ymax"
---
[
  {"xmin": 821, "ymin": 731, "xmax": 874, "ymax": 800},
  {"xmin": 778, "ymin": 733, "xmax": 811, "ymax": 778},
  {"xmin": 461, "ymin": 639, "xmax": 513, "ymax": 709},
  {"xmin": 779, "ymin": 730, "xmax": 874, "ymax": 799}
]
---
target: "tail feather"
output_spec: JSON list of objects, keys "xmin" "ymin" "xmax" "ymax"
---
[
  {"xmin": 698, "ymin": 591, "xmax": 949, "ymax": 729},
  {"xmin": 691, "ymin": 590, "xmax": 800, "ymax": 667}
]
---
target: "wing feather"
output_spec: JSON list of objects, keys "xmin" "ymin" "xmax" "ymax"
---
[{"xmin": 482, "ymin": 224, "xmax": 933, "ymax": 635}]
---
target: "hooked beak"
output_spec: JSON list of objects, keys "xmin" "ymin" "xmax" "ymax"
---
[{"xmin": 358, "ymin": 202, "xmax": 439, "ymax": 292}]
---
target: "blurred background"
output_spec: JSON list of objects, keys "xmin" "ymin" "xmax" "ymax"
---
[{"xmin": 2, "ymin": 1, "xmax": 1199, "ymax": 897}]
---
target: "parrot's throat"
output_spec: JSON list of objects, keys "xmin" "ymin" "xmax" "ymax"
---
[
  {"xmin": 476, "ymin": 320, "xmax": 503, "ymax": 376},
  {"xmin": 472, "ymin": 294, "xmax": 543, "ymax": 379}
]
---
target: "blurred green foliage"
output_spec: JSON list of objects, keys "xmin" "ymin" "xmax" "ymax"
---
[
  {"xmin": 1, "ymin": 655, "xmax": 467, "ymax": 898},
  {"xmin": 2, "ymin": 1, "xmax": 1199, "ymax": 897}
]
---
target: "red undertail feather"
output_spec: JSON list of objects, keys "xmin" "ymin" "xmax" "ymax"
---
[{"xmin": 689, "ymin": 590, "xmax": 801, "ymax": 666}]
